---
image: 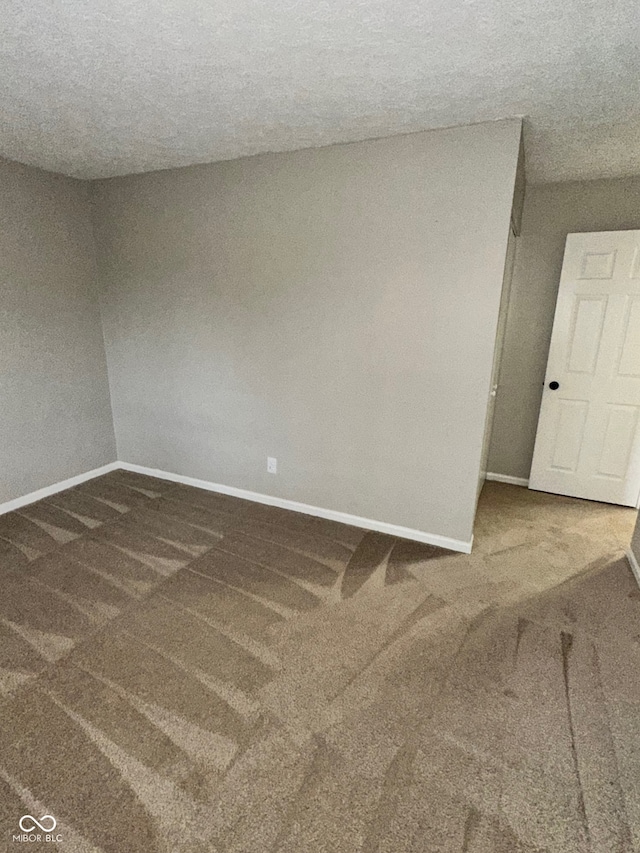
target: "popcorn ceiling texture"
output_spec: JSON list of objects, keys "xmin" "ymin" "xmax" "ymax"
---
[{"xmin": 0, "ymin": 0, "xmax": 638, "ymax": 182}]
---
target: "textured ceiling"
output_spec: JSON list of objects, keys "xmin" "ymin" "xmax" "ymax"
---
[{"xmin": 1, "ymin": 0, "xmax": 638, "ymax": 182}]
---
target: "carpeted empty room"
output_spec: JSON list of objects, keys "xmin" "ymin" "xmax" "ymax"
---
[
  {"xmin": 3, "ymin": 1, "xmax": 640, "ymax": 851},
  {"xmin": 0, "ymin": 469, "xmax": 638, "ymax": 852}
]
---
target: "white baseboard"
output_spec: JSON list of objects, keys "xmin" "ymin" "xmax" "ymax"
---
[
  {"xmin": 486, "ymin": 472, "xmax": 529, "ymax": 487},
  {"xmin": 0, "ymin": 458, "xmax": 474, "ymax": 553},
  {"xmin": 626, "ymin": 549, "xmax": 640, "ymax": 589},
  {"xmin": 119, "ymin": 461, "xmax": 473, "ymax": 554},
  {"xmin": 0, "ymin": 462, "xmax": 120, "ymax": 516}
]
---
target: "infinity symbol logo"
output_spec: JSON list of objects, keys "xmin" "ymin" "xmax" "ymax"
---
[{"xmin": 19, "ymin": 815, "xmax": 57, "ymax": 832}]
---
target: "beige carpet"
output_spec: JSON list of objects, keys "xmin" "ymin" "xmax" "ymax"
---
[{"xmin": 0, "ymin": 470, "xmax": 638, "ymax": 852}]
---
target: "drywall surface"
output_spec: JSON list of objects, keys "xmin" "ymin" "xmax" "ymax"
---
[
  {"xmin": 632, "ymin": 514, "xmax": 640, "ymax": 566},
  {"xmin": 488, "ymin": 175, "xmax": 640, "ymax": 481},
  {"xmin": 0, "ymin": 158, "xmax": 116, "ymax": 502},
  {"xmin": 93, "ymin": 120, "xmax": 521, "ymax": 543},
  {"xmin": 511, "ymin": 136, "xmax": 526, "ymax": 235}
]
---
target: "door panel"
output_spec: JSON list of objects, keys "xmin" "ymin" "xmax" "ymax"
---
[
  {"xmin": 550, "ymin": 400, "xmax": 588, "ymax": 472},
  {"xmin": 578, "ymin": 250, "xmax": 616, "ymax": 279},
  {"xmin": 529, "ymin": 230, "xmax": 640, "ymax": 507},
  {"xmin": 566, "ymin": 296, "xmax": 607, "ymax": 374},
  {"xmin": 617, "ymin": 296, "xmax": 640, "ymax": 377},
  {"xmin": 596, "ymin": 405, "xmax": 639, "ymax": 479}
]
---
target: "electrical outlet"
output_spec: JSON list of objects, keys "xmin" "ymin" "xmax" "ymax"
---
[{"xmin": 267, "ymin": 457, "xmax": 277, "ymax": 474}]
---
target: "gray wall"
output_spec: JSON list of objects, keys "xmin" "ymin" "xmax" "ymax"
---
[
  {"xmin": 488, "ymin": 175, "xmax": 640, "ymax": 480},
  {"xmin": 632, "ymin": 514, "xmax": 640, "ymax": 566},
  {"xmin": 0, "ymin": 158, "xmax": 116, "ymax": 503},
  {"xmin": 93, "ymin": 120, "xmax": 520, "ymax": 545}
]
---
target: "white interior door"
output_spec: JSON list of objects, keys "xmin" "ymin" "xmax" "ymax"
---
[{"xmin": 529, "ymin": 230, "xmax": 640, "ymax": 507}]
